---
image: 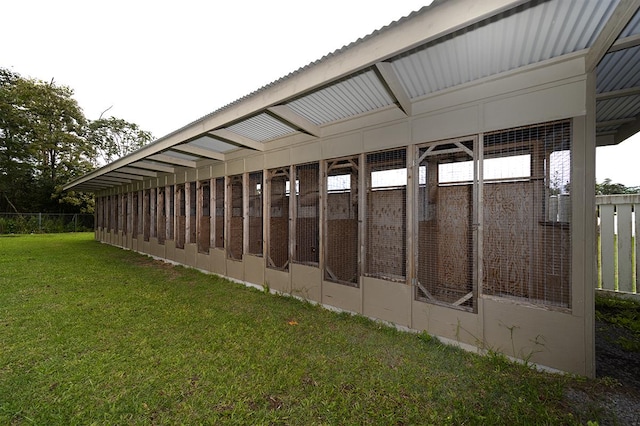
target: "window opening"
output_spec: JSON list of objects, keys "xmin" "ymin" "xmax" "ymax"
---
[
  {"xmin": 188, "ymin": 182, "xmax": 197, "ymax": 244},
  {"xmin": 143, "ymin": 189, "xmax": 150, "ymax": 242},
  {"xmin": 167, "ymin": 186, "xmax": 174, "ymax": 241},
  {"xmin": 482, "ymin": 121, "xmax": 571, "ymax": 308},
  {"xmin": 325, "ymin": 157, "xmax": 359, "ymax": 286},
  {"xmin": 214, "ymin": 178, "xmax": 225, "ymax": 249},
  {"xmin": 416, "ymin": 138, "xmax": 476, "ymax": 310},
  {"xmin": 176, "ymin": 184, "xmax": 185, "ymax": 249},
  {"xmin": 248, "ymin": 171, "xmax": 263, "ymax": 256},
  {"xmin": 228, "ymin": 175, "xmax": 244, "ymax": 260},
  {"xmin": 198, "ymin": 181, "xmax": 210, "ymax": 254},
  {"xmin": 294, "ymin": 162, "xmax": 320, "ymax": 265},
  {"xmin": 267, "ymin": 168, "xmax": 290, "ymax": 271},
  {"xmin": 157, "ymin": 188, "xmax": 166, "ymax": 244},
  {"xmin": 366, "ymin": 149, "xmax": 406, "ymax": 281}
]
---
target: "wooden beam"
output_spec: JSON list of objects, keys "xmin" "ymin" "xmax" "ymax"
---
[
  {"xmin": 172, "ymin": 144, "xmax": 226, "ymax": 161},
  {"xmin": 596, "ymin": 118, "xmax": 636, "ymax": 128},
  {"xmin": 118, "ymin": 166, "xmax": 159, "ymax": 177},
  {"xmin": 209, "ymin": 129, "xmax": 265, "ymax": 152},
  {"xmin": 267, "ymin": 105, "xmax": 321, "ymax": 137},
  {"xmin": 607, "ymin": 32, "xmax": 640, "ymax": 53},
  {"xmin": 596, "ymin": 86, "xmax": 640, "ymax": 101},
  {"xmin": 92, "ymin": 176, "xmax": 132, "ymax": 184},
  {"xmin": 374, "ymin": 61, "xmax": 412, "ymax": 116},
  {"xmin": 613, "ymin": 112, "xmax": 640, "ymax": 144},
  {"xmin": 586, "ymin": 0, "xmax": 640, "ymax": 72},
  {"xmin": 147, "ymin": 154, "xmax": 198, "ymax": 168},
  {"xmin": 106, "ymin": 172, "xmax": 145, "ymax": 180},
  {"xmin": 129, "ymin": 161, "xmax": 176, "ymax": 173}
]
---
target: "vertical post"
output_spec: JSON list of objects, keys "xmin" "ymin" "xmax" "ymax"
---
[{"xmin": 571, "ymin": 70, "xmax": 597, "ymax": 378}]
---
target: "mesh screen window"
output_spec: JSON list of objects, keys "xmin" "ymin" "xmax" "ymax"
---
[
  {"xmin": 294, "ymin": 163, "xmax": 320, "ymax": 265},
  {"xmin": 482, "ymin": 121, "xmax": 571, "ymax": 308},
  {"xmin": 267, "ymin": 168, "xmax": 290, "ymax": 270},
  {"xmin": 416, "ymin": 138, "xmax": 476, "ymax": 310},
  {"xmin": 366, "ymin": 149, "xmax": 407, "ymax": 281},
  {"xmin": 248, "ymin": 172, "xmax": 263, "ymax": 256},
  {"xmin": 325, "ymin": 157, "xmax": 359, "ymax": 286},
  {"xmin": 228, "ymin": 175, "xmax": 244, "ymax": 260}
]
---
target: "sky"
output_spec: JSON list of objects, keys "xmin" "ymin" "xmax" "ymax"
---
[{"xmin": 3, "ymin": 0, "xmax": 639, "ymax": 187}]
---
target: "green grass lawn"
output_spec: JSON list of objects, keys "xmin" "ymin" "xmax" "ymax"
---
[{"xmin": 0, "ymin": 233, "xmax": 614, "ymax": 424}]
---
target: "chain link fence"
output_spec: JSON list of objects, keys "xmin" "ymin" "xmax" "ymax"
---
[{"xmin": 0, "ymin": 213, "xmax": 94, "ymax": 234}]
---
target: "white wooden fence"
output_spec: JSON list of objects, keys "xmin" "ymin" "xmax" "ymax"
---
[{"xmin": 597, "ymin": 194, "xmax": 639, "ymax": 295}]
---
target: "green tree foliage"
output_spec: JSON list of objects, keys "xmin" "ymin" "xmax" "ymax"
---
[
  {"xmin": 87, "ymin": 116, "xmax": 153, "ymax": 165},
  {"xmin": 0, "ymin": 67, "xmax": 152, "ymax": 213},
  {"xmin": 596, "ymin": 178, "xmax": 640, "ymax": 195}
]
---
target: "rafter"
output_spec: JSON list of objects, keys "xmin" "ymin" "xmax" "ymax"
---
[
  {"xmin": 586, "ymin": 0, "xmax": 640, "ymax": 72},
  {"xmin": 267, "ymin": 105, "xmax": 321, "ymax": 137},
  {"xmin": 172, "ymin": 144, "xmax": 225, "ymax": 161},
  {"xmin": 147, "ymin": 154, "xmax": 198, "ymax": 168},
  {"xmin": 596, "ymin": 86, "xmax": 640, "ymax": 101},
  {"xmin": 209, "ymin": 129, "xmax": 265, "ymax": 151},
  {"xmin": 129, "ymin": 161, "xmax": 175, "ymax": 174},
  {"xmin": 117, "ymin": 166, "xmax": 158, "ymax": 177},
  {"xmin": 607, "ymin": 33, "xmax": 640, "ymax": 53},
  {"xmin": 105, "ymin": 172, "xmax": 145, "ymax": 180},
  {"xmin": 374, "ymin": 61, "xmax": 412, "ymax": 116}
]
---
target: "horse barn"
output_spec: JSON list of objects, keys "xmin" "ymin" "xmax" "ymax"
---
[{"xmin": 65, "ymin": 0, "xmax": 640, "ymax": 376}]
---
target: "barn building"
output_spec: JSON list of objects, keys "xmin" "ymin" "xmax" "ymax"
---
[{"xmin": 65, "ymin": 0, "xmax": 640, "ymax": 376}]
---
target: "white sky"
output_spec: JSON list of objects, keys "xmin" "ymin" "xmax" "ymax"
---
[{"xmin": 2, "ymin": 0, "xmax": 639, "ymax": 187}]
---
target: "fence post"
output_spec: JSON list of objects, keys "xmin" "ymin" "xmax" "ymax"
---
[{"xmin": 38, "ymin": 212, "xmax": 42, "ymax": 232}]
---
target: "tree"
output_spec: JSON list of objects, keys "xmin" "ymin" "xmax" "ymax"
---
[
  {"xmin": 87, "ymin": 116, "xmax": 153, "ymax": 166},
  {"xmin": 1, "ymin": 67, "xmax": 153, "ymax": 214},
  {"xmin": 596, "ymin": 178, "xmax": 640, "ymax": 195}
]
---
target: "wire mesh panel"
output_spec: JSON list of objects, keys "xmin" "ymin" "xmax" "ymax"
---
[
  {"xmin": 188, "ymin": 182, "xmax": 197, "ymax": 244},
  {"xmin": 176, "ymin": 184, "xmax": 185, "ymax": 249},
  {"xmin": 416, "ymin": 138, "xmax": 476, "ymax": 310},
  {"xmin": 143, "ymin": 189, "xmax": 151, "ymax": 242},
  {"xmin": 121, "ymin": 194, "xmax": 128, "ymax": 235},
  {"xmin": 198, "ymin": 180, "xmax": 210, "ymax": 254},
  {"xmin": 267, "ymin": 168, "xmax": 290, "ymax": 270},
  {"xmin": 150, "ymin": 189, "xmax": 157, "ymax": 239},
  {"xmin": 482, "ymin": 121, "xmax": 571, "ymax": 308},
  {"xmin": 248, "ymin": 171, "xmax": 263, "ymax": 256},
  {"xmin": 166, "ymin": 186, "xmax": 174, "ymax": 242},
  {"xmin": 157, "ymin": 188, "xmax": 165, "ymax": 244},
  {"xmin": 325, "ymin": 157, "xmax": 359, "ymax": 286},
  {"xmin": 136, "ymin": 190, "xmax": 143, "ymax": 238},
  {"xmin": 366, "ymin": 149, "xmax": 407, "ymax": 281},
  {"xmin": 228, "ymin": 175, "xmax": 244, "ymax": 260},
  {"xmin": 294, "ymin": 163, "xmax": 320, "ymax": 265},
  {"xmin": 214, "ymin": 177, "xmax": 225, "ymax": 249}
]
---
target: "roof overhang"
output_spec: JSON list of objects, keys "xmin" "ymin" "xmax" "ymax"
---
[{"xmin": 65, "ymin": 0, "xmax": 640, "ymax": 193}]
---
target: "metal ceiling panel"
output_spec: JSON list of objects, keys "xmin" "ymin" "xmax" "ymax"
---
[
  {"xmin": 391, "ymin": 0, "xmax": 619, "ymax": 99},
  {"xmin": 188, "ymin": 135, "xmax": 237, "ymax": 152},
  {"xmin": 162, "ymin": 151, "xmax": 200, "ymax": 161},
  {"xmin": 597, "ymin": 45, "xmax": 640, "ymax": 92},
  {"xmin": 286, "ymin": 70, "xmax": 395, "ymax": 125},
  {"xmin": 597, "ymin": 96, "xmax": 640, "ymax": 122},
  {"xmin": 226, "ymin": 113, "xmax": 296, "ymax": 142},
  {"xmin": 619, "ymin": 6, "xmax": 640, "ymax": 37}
]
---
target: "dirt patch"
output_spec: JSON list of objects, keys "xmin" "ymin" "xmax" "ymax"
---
[{"xmin": 589, "ymin": 320, "xmax": 640, "ymax": 425}]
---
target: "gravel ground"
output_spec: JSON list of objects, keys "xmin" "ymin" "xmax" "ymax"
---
[{"xmin": 566, "ymin": 320, "xmax": 640, "ymax": 426}]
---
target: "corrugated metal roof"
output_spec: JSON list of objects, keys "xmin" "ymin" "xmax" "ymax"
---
[
  {"xmin": 225, "ymin": 113, "xmax": 296, "ymax": 142},
  {"xmin": 64, "ymin": 0, "xmax": 640, "ymax": 192},
  {"xmin": 188, "ymin": 135, "xmax": 237, "ymax": 153},
  {"xmin": 286, "ymin": 70, "xmax": 394, "ymax": 125},
  {"xmin": 597, "ymin": 46, "xmax": 640, "ymax": 92},
  {"xmin": 391, "ymin": 0, "xmax": 619, "ymax": 99}
]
